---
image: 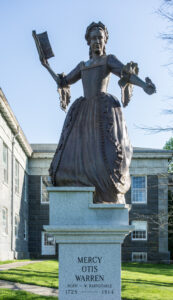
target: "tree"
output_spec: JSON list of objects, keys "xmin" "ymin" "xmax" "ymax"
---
[
  {"xmin": 163, "ymin": 137, "xmax": 173, "ymax": 259},
  {"xmin": 164, "ymin": 137, "xmax": 173, "ymax": 172},
  {"xmin": 139, "ymin": 1, "xmax": 173, "ymax": 134}
]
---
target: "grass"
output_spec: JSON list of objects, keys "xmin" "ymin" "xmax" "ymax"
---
[
  {"xmin": 0, "ymin": 289, "xmax": 57, "ymax": 299},
  {"xmin": 0, "ymin": 260, "xmax": 59, "ymax": 288},
  {"xmin": 0, "ymin": 260, "xmax": 173, "ymax": 299},
  {"xmin": 122, "ymin": 263, "xmax": 173, "ymax": 300},
  {"xmin": 0, "ymin": 260, "xmax": 30, "ymax": 265}
]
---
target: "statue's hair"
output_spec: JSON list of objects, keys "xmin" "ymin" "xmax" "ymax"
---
[{"xmin": 85, "ymin": 21, "xmax": 109, "ymax": 45}]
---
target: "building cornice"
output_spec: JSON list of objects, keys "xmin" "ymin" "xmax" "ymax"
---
[
  {"xmin": 133, "ymin": 148, "xmax": 173, "ymax": 159},
  {"xmin": 0, "ymin": 88, "xmax": 32, "ymax": 157}
]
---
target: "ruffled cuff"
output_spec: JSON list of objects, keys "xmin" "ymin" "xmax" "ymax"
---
[
  {"xmin": 57, "ymin": 73, "xmax": 71, "ymax": 112},
  {"xmin": 118, "ymin": 62, "xmax": 139, "ymax": 107}
]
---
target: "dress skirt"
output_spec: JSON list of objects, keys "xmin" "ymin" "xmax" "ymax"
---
[{"xmin": 49, "ymin": 92, "xmax": 132, "ymax": 203}]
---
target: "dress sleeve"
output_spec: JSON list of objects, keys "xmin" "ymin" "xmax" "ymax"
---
[
  {"xmin": 61, "ymin": 63, "xmax": 81, "ymax": 86},
  {"xmin": 107, "ymin": 54, "xmax": 124, "ymax": 78}
]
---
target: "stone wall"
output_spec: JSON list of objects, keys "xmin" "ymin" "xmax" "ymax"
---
[{"xmin": 0, "ymin": 113, "xmax": 30, "ymax": 260}]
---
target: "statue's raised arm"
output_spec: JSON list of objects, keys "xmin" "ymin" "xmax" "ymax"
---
[{"xmin": 32, "ymin": 30, "xmax": 71, "ymax": 111}]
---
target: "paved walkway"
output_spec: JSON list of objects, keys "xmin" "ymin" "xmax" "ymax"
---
[
  {"xmin": 0, "ymin": 279, "xmax": 58, "ymax": 297},
  {"xmin": 0, "ymin": 260, "xmax": 44, "ymax": 271}
]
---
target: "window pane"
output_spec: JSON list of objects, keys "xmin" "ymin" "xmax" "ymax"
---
[
  {"xmin": 24, "ymin": 174, "xmax": 28, "ymax": 202},
  {"xmin": 44, "ymin": 233, "xmax": 55, "ymax": 246},
  {"xmin": 132, "ymin": 221, "xmax": 147, "ymax": 240},
  {"xmin": 15, "ymin": 160, "xmax": 19, "ymax": 193},
  {"xmin": 133, "ymin": 189, "xmax": 146, "ymax": 203},
  {"xmin": 41, "ymin": 176, "xmax": 49, "ymax": 203},
  {"xmin": 15, "ymin": 215, "xmax": 19, "ymax": 237},
  {"xmin": 132, "ymin": 176, "xmax": 147, "ymax": 203},
  {"xmin": 132, "ymin": 176, "xmax": 146, "ymax": 188},
  {"xmin": 24, "ymin": 220, "xmax": 27, "ymax": 240},
  {"xmin": 132, "ymin": 252, "xmax": 147, "ymax": 262},
  {"xmin": 3, "ymin": 144, "xmax": 8, "ymax": 183},
  {"xmin": 2, "ymin": 208, "xmax": 8, "ymax": 234}
]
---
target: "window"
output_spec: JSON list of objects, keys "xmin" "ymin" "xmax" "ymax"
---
[
  {"xmin": 132, "ymin": 252, "xmax": 147, "ymax": 262},
  {"xmin": 44, "ymin": 233, "xmax": 55, "ymax": 246},
  {"xmin": 24, "ymin": 174, "xmax": 28, "ymax": 202},
  {"xmin": 41, "ymin": 232, "xmax": 55, "ymax": 255},
  {"xmin": 3, "ymin": 143, "xmax": 8, "ymax": 183},
  {"xmin": 15, "ymin": 160, "xmax": 19, "ymax": 194},
  {"xmin": 15, "ymin": 215, "xmax": 19, "ymax": 238},
  {"xmin": 41, "ymin": 176, "xmax": 49, "ymax": 204},
  {"xmin": 2, "ymin": 208, "xmax": 8, "ymax": 235},
  {"xmin": 24, "ymin": 220, "xmax": 27, "ymax": 240},
  {"xmin": 131, "ymin": 176, "xmax": 147, "ymax": 204},
  {"xmin": 131, "ymin": 221, "xmax": 147, "ymax": 241}
]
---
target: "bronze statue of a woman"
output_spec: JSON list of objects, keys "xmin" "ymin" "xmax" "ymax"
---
[{"xmin": 36, "ymin": 22, "xmax": 156, "ymax": 203}]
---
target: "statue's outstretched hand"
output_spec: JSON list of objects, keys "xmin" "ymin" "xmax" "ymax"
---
[{"xmin": 143, "ymin": 77, "xmax": 156, "ymax": 95}]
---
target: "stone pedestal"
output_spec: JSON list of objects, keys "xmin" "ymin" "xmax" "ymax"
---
[{"xmin": 44, "ymin": 187, "xmax": 133, "ymax": 300}]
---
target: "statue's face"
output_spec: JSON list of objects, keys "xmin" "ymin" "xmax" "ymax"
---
[{"xmin": 89, "ymin": 28, "xmax": 105, "ymax": 56}]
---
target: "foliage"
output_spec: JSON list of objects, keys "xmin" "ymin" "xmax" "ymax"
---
[
  {"xmin": 163, "ymin": 137, "xmax": 173, "ymax": 258},
  {"xmin": 0, "ymin": 289, "xmax": 57, "ymax": 300},
  {"xmin": 164, "ymin": 137, "xmax": 173, "ymax": 150},
  {"xmin": 168, "ymin": 189, "xmax": 173, "ymax": 259},
  {"xmin": 163, "ymin": 137, "xmax": 173, "ymax": 172}
]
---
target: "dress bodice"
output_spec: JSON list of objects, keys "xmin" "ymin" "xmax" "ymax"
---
[
  {"xmin": 63, "ymin": 54, "xmax": 124, "ymax": 98},
  {"xmin": 80, "ymin": 57, "xmax": 110, "ymax": 98}
]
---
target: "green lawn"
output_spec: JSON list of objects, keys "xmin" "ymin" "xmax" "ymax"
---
[
  {"xmin": 0, "ymin": 289, "xmax": 57, "ymax": 299},
  {"xmin": 122, "ymin": 263, "xmax": 173, "ymax": 300},
  {"xmin": 0, "ymin": 260, "xmax": 172, "ymax": 300}
]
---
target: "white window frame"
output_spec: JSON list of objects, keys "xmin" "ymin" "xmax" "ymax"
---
[
  {"xmin": 41, "ymin": 232, "xmax": 55, "ymax": 255},
  {"xmin": 131, "ymin": 176, "xmax": 147, "ymax": 204},
  {"xmin": 40, "ymin": 176, "xmax": 49, "ymax": 204},
  {"xmin": 24, "ymin": 219, "xmax": 27, "ymax": 240},
  {"xmin": 15, "ymin": 214, "xmax": 19, "ymax": 238},
  {"xmin": 132, "ymin": 252, "xmax": 147, "ymax": 262},
  {"xmin": 2, "ymin": 207, "xmax": 8, "ymax": 235},
  {"xmin": 3, "ymin": 143, "xmax": 8, "ymax": 184},
  {"xmin": 15, "ymin": 159, "xmax": 19, "ymax": 194},
  {"xmin": 131, "ymin": 221, "xmax": 147, "ymax": 241}
]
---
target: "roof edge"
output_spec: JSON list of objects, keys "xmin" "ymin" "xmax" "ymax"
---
[{"xmin": 0, "ymin": 88, "xmax": 32, "ymax": 157}]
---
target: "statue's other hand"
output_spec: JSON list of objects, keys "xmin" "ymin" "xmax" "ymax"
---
[{"xmin": 143, "ymin": 77, "xmax": 156, "ymax": 95}]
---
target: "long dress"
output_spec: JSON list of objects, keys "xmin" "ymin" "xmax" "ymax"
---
[{"xmin": 49, "ymin": 54, "xmax": 133, "ymax": 203}]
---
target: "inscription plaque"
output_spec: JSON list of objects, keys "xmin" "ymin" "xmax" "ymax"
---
[{"xmin": 59, "ymin": 243, "xmax": 121, "ymax": 300}]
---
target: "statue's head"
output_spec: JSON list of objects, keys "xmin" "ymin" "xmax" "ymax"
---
[{"xmin": 85, "ymin": 22, "xmax": 109, "ymax": 58}]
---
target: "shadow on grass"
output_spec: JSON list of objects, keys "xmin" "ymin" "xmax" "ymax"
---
[
  {"xmin": 0, "ymin": 268, "xmax": 59, "ymax": 289},
  {"xmin": 122, "ymin": 278, "xmax": 173, "ymax": 288},
  {"xmin": 122, "ymin": 263, "xmax": 173, "ymax": 277},
  {"xmin": 0, "ymin": 269, "xmax": 58, "ymax": 279}
]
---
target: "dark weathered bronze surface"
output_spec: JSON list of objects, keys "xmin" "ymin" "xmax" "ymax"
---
[{"xmin": 35, "ymin": 22, "xmax": 156, "ymax": 203}]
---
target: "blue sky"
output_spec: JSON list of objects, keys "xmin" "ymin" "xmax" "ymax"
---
[{"xmin": 0, "ymin": 0, "xmax": 172, "ymax": 148}]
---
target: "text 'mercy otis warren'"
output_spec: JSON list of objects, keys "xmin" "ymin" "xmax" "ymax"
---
[{"xmin": 75, "ymin": 257, "xmax": 104, "ymax": 282}]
